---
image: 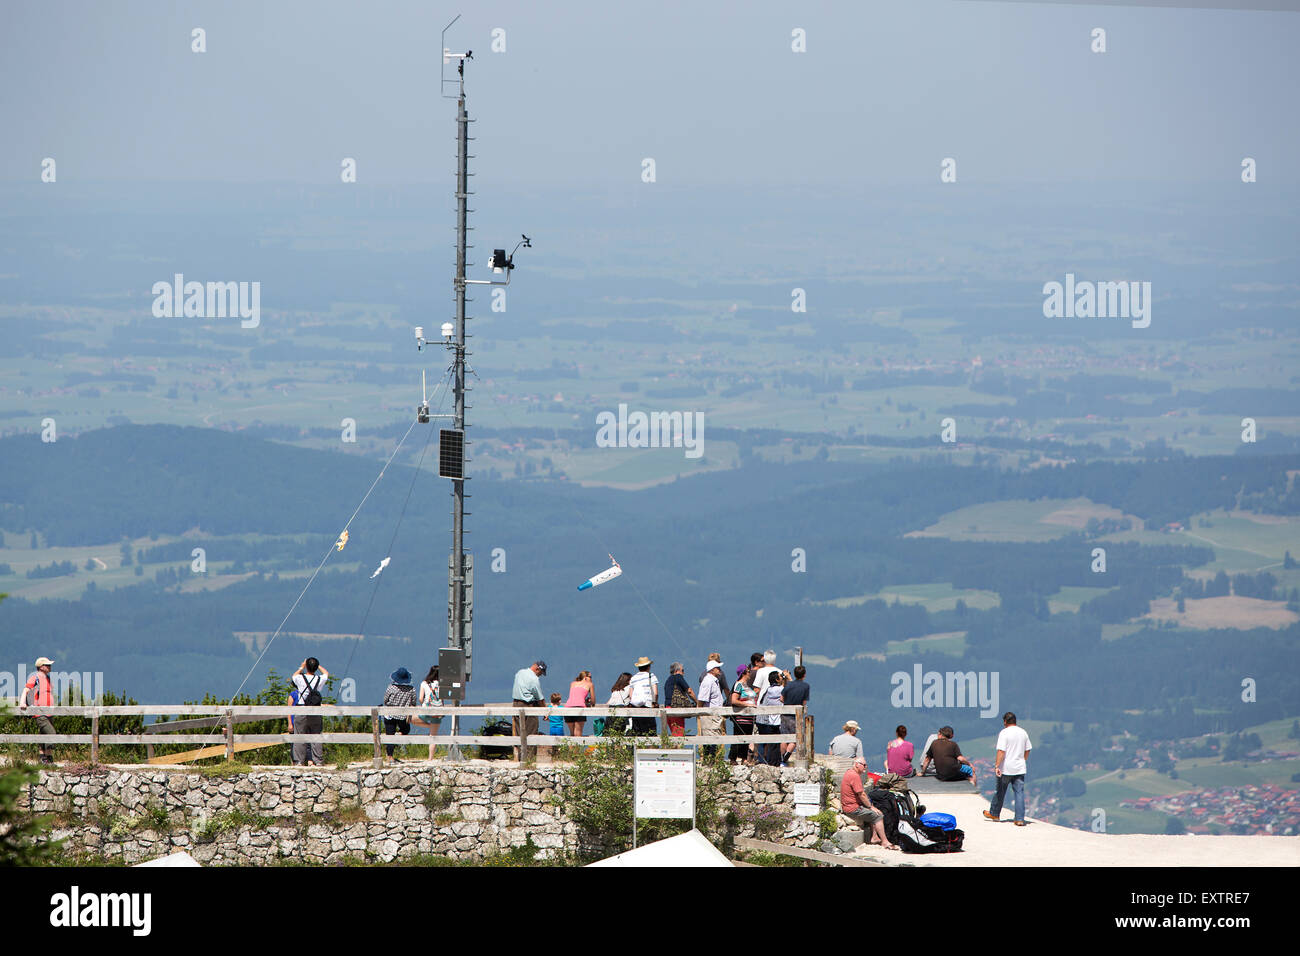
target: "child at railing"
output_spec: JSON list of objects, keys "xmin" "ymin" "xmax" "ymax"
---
[{"xmin": 547, "ymin": 693, "xmax": 565, "ymax": 737}]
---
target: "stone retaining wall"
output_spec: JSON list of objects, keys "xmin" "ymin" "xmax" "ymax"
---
[{"xmin": 22, "ymin": 762, "xmax": 827, "ymax": 865}]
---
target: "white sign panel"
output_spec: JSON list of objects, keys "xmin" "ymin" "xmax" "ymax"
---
[
  {"xmin": 792, "ymin": 783, "xmax": 821, "ymax": 805},
  {"xmin": 792, "ymin": 782, "xmax": 822, "ymax": 816},
  {"xmin": 634, "ymin": 749, "xmax": 695, "ymax": 820}
]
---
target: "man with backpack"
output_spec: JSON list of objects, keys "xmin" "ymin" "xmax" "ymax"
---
[
  {"xmin": 627, "ymin": 656, "xmax": 659, "ymax": 735},
  {"xmin": 291, "ymin": 657, "xmax": 330, "ymax": 766}
]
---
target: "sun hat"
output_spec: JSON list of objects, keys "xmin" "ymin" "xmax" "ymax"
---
[
  {"xmin": 844, "ymin": 720, "xmax": 860, "ymax": 731},
  {"xmin": 390, "ymin": 667, "xmax": 412, "ymax": 684},
  {"xmin": 706, "ymin": 659, "xmax": 724, "ymax": 672},
  {"xmin": 634, "ymin": 656, "xmax": 652, "ymax": 668},
  {"xmin": 35, "ymin": 657, "xmax": 54, "ymax": 667}
]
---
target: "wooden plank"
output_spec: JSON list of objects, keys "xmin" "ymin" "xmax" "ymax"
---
[
  {"xmin": 224, "ymin": 712, "xmax": 234, "ymax": 761},
  {"xmin": 733, "ymin": 837, "xmax": 881, "ymax": 868},
  {"xmin": 90, "ymin": 712, "xmax": 99, "ymax": 765},
  {"xmin": 371, "ymin": 708, "xmax": 381, "ymax": 769},
  {"xmin": 146, "ymin": 716, "xmax": 275, "ymax": 733},
  {"xmin": 147, "ymin": 741, "xmax": 274, "ymax": 765}
]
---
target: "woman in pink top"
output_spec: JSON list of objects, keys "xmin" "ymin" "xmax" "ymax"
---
[
  {"xmin": 885, "ymin": 724, "xmax": 916, "ymax": 777},
  {"xmin": 565, "ymin": 670, "xmax": 595, "ymax": 737}
]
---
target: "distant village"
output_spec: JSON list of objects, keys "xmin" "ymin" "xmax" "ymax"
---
[{"xmin": 990, "ymin": 735, "xmax": 1300, "ymax": 836}]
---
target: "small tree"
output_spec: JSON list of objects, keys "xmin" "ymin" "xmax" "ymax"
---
[{"xmin": 557, "ymin": 727, "xmax": 731, "ymax": 860}]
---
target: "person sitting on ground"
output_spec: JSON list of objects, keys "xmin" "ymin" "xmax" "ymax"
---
[
  {"xmin": 382, "ymin": 667, "xmax": 417, "ymax": 762},
  {"xmin": 828, "ymin": 720, "xmax": 864, "ymax": 760},
  {"xmin": 885, "ymin": 724, "xmax": 916, "ymax": 777},
  {"xmin": 919, "ymin": 727, "xmax": 940, "ymax": 775},
  {"xmin": 919, "ymin": 725, "xmax": 977, "ymax": 787},
  {"xmin": 841, "ymin": 757, "xmax": 898, "ymax": 851}
]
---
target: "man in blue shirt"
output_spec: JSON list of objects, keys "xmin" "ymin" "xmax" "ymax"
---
[{"xmin": 512, "ymin": 660, "xmax": 546, "ymax": 761}]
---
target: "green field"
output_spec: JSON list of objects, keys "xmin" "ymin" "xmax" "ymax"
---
[
  {"xmin": 907, "ymin": 498, "xmax": 1135, "ymax": 543},
  {"xmin": 1049, "ymin": 585, "xmax": 1119, "ymax": 613},
  {"xmin": 885, "ymin": 630, "xmax": 968, "ymax": 657},
  {"xmin": 818, "ymin": 582, "xmax": 1000, "ymax": 613},
  {"xmin": 0, "ymin": 532, "xmax": 347, "ymax": 601}
]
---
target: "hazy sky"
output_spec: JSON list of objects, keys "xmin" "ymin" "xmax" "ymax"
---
[{"xmin": 3, "ymin": 0, "xmax": 1297, "ymax": 188}]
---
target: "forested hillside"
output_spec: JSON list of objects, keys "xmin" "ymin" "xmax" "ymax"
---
[{"xmin": 2, "ymin": 426, "xmax": 1298, "ymax": 754}]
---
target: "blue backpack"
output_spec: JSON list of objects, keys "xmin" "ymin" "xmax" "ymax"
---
[{"xmin": 921, "ymin": 812, "xmax": 957, "ymax": 831}]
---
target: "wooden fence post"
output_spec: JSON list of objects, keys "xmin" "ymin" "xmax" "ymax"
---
[
  {"xmin": 224, "ymin": 710, "xmax": 234, "ymax": 761},
  {"xmin": 372, "ymin": 708, "xmax": 382, "ymax": 768},
  {"xmin": 807, "ymin": 714, "xmax": 815, "ymax": 760},
  {"xmin": 794, "ymin": 706, "xmax": 806, "ymax": 767},
  {"xmin": 90, "ymin": 711, "xmax": 100, "ymax": 766}
]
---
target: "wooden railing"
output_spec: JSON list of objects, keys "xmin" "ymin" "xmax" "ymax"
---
[{"xmin": 0, "ymin": 704, "xmax": 813, "ymax": 769}]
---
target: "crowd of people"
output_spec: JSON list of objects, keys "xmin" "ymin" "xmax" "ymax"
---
[
  {"xmin": 510, "ymin": 650, "xmax": 811, "ymax": 767},
  {"xmin": 828, "ymin": 713, "xmax": 1034, "ymax": 837},
  {"xmin": 17, "ymin": 650, "xmax": 1032, "ymax": 831},
  {"xmin": 287, "ymin": 657, "xmax": 444, "ymax": 765}
]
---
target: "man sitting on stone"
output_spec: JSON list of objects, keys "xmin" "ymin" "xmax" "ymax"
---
[{"xmin": 840, "ymin": 757, "xmax": 898, "ymax": 851}]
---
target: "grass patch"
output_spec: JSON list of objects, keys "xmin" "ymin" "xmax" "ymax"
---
[{"xmin": 194, "ymin": 808, "xmax": 276, "ymax": 843}]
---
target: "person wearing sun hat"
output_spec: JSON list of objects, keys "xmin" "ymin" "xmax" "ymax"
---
[
  {"xmin": 381, "ymin": 666, "xmax": 417, "ymax": 762},
  {"xmin": 627, "ymin": 656, "xmax": 659, "ymax": 736},
  {"xmin": 696, "ymin": 657, "xmax": 727, "ymax": 758},
  {"xmin": 19, "ymin": 656, "xmax": 58, "ymax": 764}
]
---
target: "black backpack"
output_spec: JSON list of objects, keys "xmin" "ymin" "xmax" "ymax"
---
[
  {"xmin": 300, "ymin": 674, "xmax": 322, "ymax": 707},
  {"xmin": 868, "ymin": 787, "xmax": 926, "ymax": 843},
  {"xmin": 895, "ymin": 814, "xmax": 965, "ymax": 854}
]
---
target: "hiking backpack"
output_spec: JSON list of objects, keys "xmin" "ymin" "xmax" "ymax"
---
[
  {"xmin": 300, "ymin": 674, "xmax": 322, "ymax": 707},
  {"xmin": 895, "ymin": 814, "xmax": 965, "ymax": 854}
]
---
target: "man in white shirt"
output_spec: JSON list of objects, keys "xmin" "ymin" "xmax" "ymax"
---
[
  {"xmin": 628, "ymin": 656, "xmax": 660, "ymax": 736},
  {"xmin": 752, "ymin": 650, "xmax": 779, "ymax": 699},
  {"xmin": 291, "ymin": 657, "xmax": 330, "ymax": 766},
  {"xmin": 919, "ymin": 729, "xmax": 940, "ymax": 775},
  {"xmin": 696, "ymin": 659, "xmax": 727, "ymax": 758},
  {"xmin": 984, "ymin": 711, "xmax": 1032, "ymax": 826}
]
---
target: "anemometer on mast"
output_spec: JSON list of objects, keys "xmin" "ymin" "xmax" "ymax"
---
[{"xmin": 414, "ymin": 15, "xmax": 530, "ymax": 750}]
